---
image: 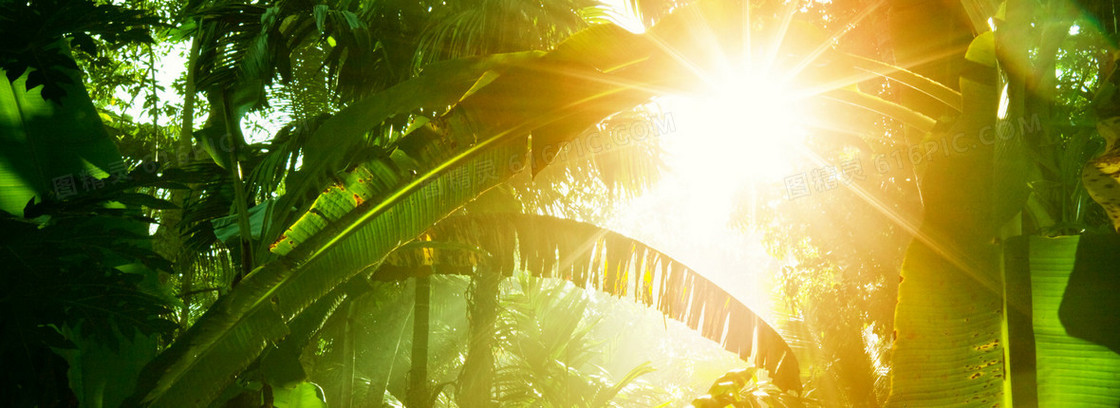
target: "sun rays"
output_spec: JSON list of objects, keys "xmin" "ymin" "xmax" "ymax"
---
[
  {"xmin": 536, "ymin": 0, "xmax": 1006, "ymax": 328},
  {"xmin": 591, "ymin": 0, "xmax": 1007, "ymax": 305}
]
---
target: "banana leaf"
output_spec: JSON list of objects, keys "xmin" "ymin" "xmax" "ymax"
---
[
  {"xmin": 272, "ymin": 382, "xmax": 328, "ymax": 408},
  {"xmin": 1002, "ymin": 234, "xmax": 1120, "ymax": 407},
  {"xmin": 0, "ymin": 65, "xmax": 123, "ymax": 216},
  {"xmin": 384, "ymin": 213, "xmax": 801, "ymax": 391}
]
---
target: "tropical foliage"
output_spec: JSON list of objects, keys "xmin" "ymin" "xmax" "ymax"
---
[{"xmin": 2, "ymin": 0, "xmax": 1119, "ymax": 407}]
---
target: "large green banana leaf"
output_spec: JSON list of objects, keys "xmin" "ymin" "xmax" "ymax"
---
[
  {"xmin": 1001, "ymin": 235, "xmax": 1120, "ymax": 407},
  {"xmin": 271, "ymin": 382, "xmax": 328, "ymax": 408},
  {"xmin": 128, "ymin": 131, "xmax": 528, "ymax": 406},
  {"xmin": 384, "ymin": 213, "xmax": 801, "ymax": 390},
  {"xmin": 885, "ymin": 2, "xmax": 1116, "ymax": 405},
  {"xmin": 262, "ymin": 50, "xmax": 546, "ymax": 253}
]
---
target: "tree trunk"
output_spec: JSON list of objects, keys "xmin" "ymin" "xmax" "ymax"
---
[
  {"xmin": 217, "ymin": 89, "xmax": 255, "ymax": 282},
  {"xmin": 457, "ymin": 268, "xmax": 500, "ymax": 408},
  {"xmin": 150, "ymin": 34, "xmax": 201, "ymax": 329},
  {"xmin": 408, "ymin": 274, "xmax": 431, "ymax": 408},
  {"xmin": 340, "ymin": 300, "xmax": 357, "ymax": 408}
]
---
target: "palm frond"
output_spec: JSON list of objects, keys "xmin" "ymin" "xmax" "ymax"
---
[
  {"xmin": 384, "ymin": 213, "xmax": 802, "ymax": 391},
  {"xmin": 411, "ymin": 0, "xmax": 595, "ymax": 72}
]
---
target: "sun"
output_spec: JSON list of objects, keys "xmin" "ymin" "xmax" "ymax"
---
[
  {"xmin": 664, "ymin": 72, "xmax": 806, "ymax": 182},
  {"xmin": 659, "ymin": 69, "xmax": 807, "ymax": 226}
]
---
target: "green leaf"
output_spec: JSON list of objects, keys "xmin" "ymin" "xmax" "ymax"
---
[
  {"xmin": 260, "ymin": 276, "xmax": 359, "ymax": 388},
  {"xmin": 128, "ymin": 127, "xmax": 529, "ymax": 407},
  {"xmin": 830, "ymin": 52, "xmax": 962, "ymax": 112},
  {"xmin": 0, "ymin": 191, "xmax": 175, "ymax": 407},
  {"xmin": 264, "ymin": 51, "xmax": 541, "ymax": 252},
  {"xmin": 1058, "ymin": 234, "xmax": 1120, "ymax": 353},
  {"xmin": 55, "ymin": 328, "xmax": 160, "ymax": 408},
  {"xmin": 0, "ymin": 0, "xmax": 157, "ymax": 103},
  {"xmin": 388, "ymin": 214, "xmax": 802, "ymax": 390},
  {"xmin": 592, "ymin": 361, "xmax": 657, "ymax": 406},
  {"xmin": 130, "ymin": 24, "xmax": 666, "ymax": 403},
  {"xmin": 0, "ymin": 65, "xmax": 123, "ymax": 216},
  {"xmin": 821, "ymin": 88, "xmax": 937, "ymax": 133},
  {"xmin": 213, "ymin": 199, "xmax": 273, "ymax": 243},
  {"xmin": 965, "ymin": 31, "xmax": 996, "ymax": 67},
  {"xmin": 439, "ymin": 22, "xmax": 686, "ymax": 176},
  {"xmin": 888, "ymin": 238, "xmax": 1006, "ymax": 407},
  {"xmin": 272, "ymin": 382, "xmax": 328, "ymax": 408},
  {"xmin": 312, "ymin": 5, "xmax": 328, "ymax": 34},
  {"xmin": 1024, "ymin": 235, "xmax": 1120, "ymax": 406}
]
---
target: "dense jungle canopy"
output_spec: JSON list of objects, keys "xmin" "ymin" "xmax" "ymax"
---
[{"xmin": 2, "ymin": 0, "xmax": 1120, "ymax": 406}]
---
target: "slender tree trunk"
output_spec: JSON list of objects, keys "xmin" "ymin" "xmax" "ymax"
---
[
  {"xmin": 176, "ymin": 34, "xmax": 200, "ymax": 196},
  {"xmin": 150, "ymin": 34, "xmax": 201, "ymax": 329},
  {"xmin": 218, "ymin": 90, "xmax": 255, "ymax": 281},
  {"xmin": 148, "ymin": 44, "xmax": 160, "ymax": 159},
  {"xmin": 408, "ymin": 273, "xmax": 431, "ymax": 408},
  {"xmin": 340, "ymin": 300, "xmax": 358, "ymax": 408},
  {"xmin": 457, "ymin": 268, "xmax": 500, "ymax": 408}
]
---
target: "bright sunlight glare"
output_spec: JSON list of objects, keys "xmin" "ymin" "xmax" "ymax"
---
[
  {"xmin": 665, "ymin": 73, "xmax": 805, "ymax": 182},
  {"xmin": 660, "ymin": 70, "xmax": 807, "ymax": 226}
]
